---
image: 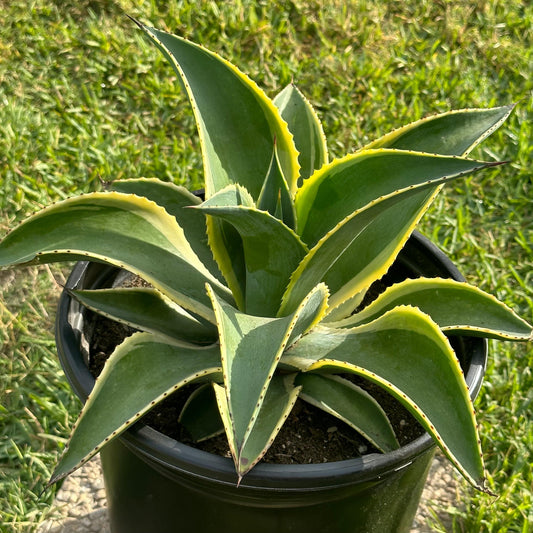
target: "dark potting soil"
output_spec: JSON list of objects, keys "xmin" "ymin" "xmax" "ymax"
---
[{"xmin": 88, "ymin": 313, "xmax": 425, "ymax": 466}]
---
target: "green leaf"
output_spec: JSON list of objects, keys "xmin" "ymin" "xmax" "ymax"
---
[
  {"xmin": 312, "ymin": 104, "xmax": 512, "ymax": 318},
  {"xmin": 285, "ymin": 283, "xmax": 330, "ymax": 345},
  {"xmin": 212, "ymin": 382, "xmax": 238, "ymax": 461},
  {"xmin": 208, "ymin": 290, "xmax": 292, "ymax": 451},
  {"xmin": 284, "ymin": 306, "xmax": 486, "ymax": 490},
  {"xmin": 362, "ymin": 105, "xmax": 515, "ymax": 156},
  {"xmin": 273, "ymin": 84, "xmax": 328, "ymax": 182},
  {"xmin": 283, "ymin": 150, "xmax": 502, "ymax": 318},
  {"xmin": 280, "ymin": 187, "xmax": 440, "ymax": 317},
  {"xmin": 137, "ymin": 22, "xmax": 299, "ymax": 199},
  {"xmin": 213, "ymin": 376, "xmax": 300, "ymax": 480},
  {"xmin": 236, "ymin": 374, "xmax": 300, "ymax": 478},
  {"xmin": 0, "ymin": 192, "xmax": 231, "ymax": 322},
  {"xmin": 201, "ymin": 184, "xmax": 256, "ymax": 209},
  {"xmin": 257, "ymin": 141, "xmax": 296, "ymax": 229},
  {"xmin": 199, "ymin": 194, "xmax": 308, "ymax": 316},
  {"xmin": 202, "ymin": 185, "xmax": 255, "ymax": 311},
  {"xmin": 70, "ymin": 287, "xmax": 218, "ymax": 345},
  {"xmin": 207, "ymin": 283, "xmax": 328, "ymax": 477},
  {"xmin": 295, "ymin": 149, "xmax": 501, "ymax": 246},
  {"xmin": 179, "ymin": 384, "xmax": 224, "ymax": 442},
  {"xmin": 111, "ymin": 178, "xmax": 222, "ymax": 281},
  {"xmin": 296, "ymin": 373, "xmax": 399, "ymax": 453},
  {"xmin": 331, "ymin": 278, "xmax": 533, "ymax": 340},
  {"xmin": 50, "ymin": 332, "xmax": 221, "ymax": 484}
]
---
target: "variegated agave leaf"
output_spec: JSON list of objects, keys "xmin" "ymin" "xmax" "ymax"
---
[
  {"xmin": 207, "ymin": 282, "xmax": 328, "ymax": 478},
  {"xmin": 284, "ymin": 306, "xmax": 487, "ymax": 490},
  {"xmin": 330, "ymin": 278, "xmax": 533, "ymax": 340},
  {"xmin": 50, "ymin": 332, "xmax": 222, "ymax": 485},
  {"xmin": 273, "ymin": 83, "xmax": 329, "ymax": 183},
  {"xmin": 0, "ymin": 192, "xmax": 231, "ymax": 322}
]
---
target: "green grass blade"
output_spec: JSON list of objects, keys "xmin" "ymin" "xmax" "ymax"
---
[
  {"xmin": 70, "ymin": 288, "xmax": 218, "ymax": 345},
  {"xmin": 0, "ymin": 192, "xmax": 231, "ymax": 321},
  {"xmin": 273, "ymin": 84, "xmax": 328, "ymax": 182},
  {"xmin": 111, "ymin": 178, "xmax": 222, "ymax": 281},
  {"xmin": 296, "ymin": 150, "xmax": 501, "ymax": 246},
  {"xmin": 198, "ymin": 197, "xmax": 308, "ymax": 316},
  {"xmin": 137, "ymin": 22, "xmax": 300, "ymax": 199},
  {"xmin": 332, "ymin": 278, "xmax": 533, "ymax": 340},
  {"xmin": 50, "ymin": 332, "xmax": 221, "ymax": 484},
  {"xmin": 296, "ymin": 373, "xmax": 399, "ymax": 453},
  {"xmin": 362, "ymin": 105, "xmax": 515, "ymax": 156},
  {"xmin": 284, "ymin": 306, "xmax": 486, "ymax": 491}
]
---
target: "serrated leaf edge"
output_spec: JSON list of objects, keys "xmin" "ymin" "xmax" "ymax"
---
[
  {"xmin": 300, "ymin": 306, "xmax": 486, "ymax": 491},
  {"xmin": 238, "ymin": 376, "xmax": 301, "ymax": 479},
  {"xmin": 280, "ymin": 186, "xmax": 441, "ymax": 316},
  {"xmin": 360, "ymin": 104, "xmax": 516, "ymax": 156},
  {"xmin": 139, "ymin": 23, "xmax": 300, "ymax": 198},
  {"xmin": 49, "ymin": 332, "xmax": 221, "ymax": 485},
  {"xmin": 273, "ymin": 83, "xmax": 329, "ymax": 181},
  {"xmin": 332, "ymin": 277, "xmax": 533, "ymax": 339},
  {"xmin": 295, "ymin": 148, "xmax": 500, "ymax": 237},
  {"xmin": 206, "ymin": 282, "xmax": 329, "ymax": 471}
]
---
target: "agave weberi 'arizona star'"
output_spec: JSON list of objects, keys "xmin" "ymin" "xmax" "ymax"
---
[{"xmin": 0, "ymin": 20, "xmax": 531, "ymax": 491}]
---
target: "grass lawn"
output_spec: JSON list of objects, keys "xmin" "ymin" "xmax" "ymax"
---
[{"xmin": 1, "ymin": 1, "xmax": 531, "ymax": 531}]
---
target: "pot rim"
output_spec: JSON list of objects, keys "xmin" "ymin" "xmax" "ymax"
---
[{"xmin": 55, "ymin": 231, "xmax": 487, "ymax": 491}]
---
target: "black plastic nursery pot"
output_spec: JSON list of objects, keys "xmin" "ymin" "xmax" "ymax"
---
[{"xmin": 55, "ymin": 231, "xmax": 487, "ymax": 533}]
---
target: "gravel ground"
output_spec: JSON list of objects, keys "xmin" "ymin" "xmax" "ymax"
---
[{"xmin": 38, "ymin": 451, "xmax": 462, "ymax": 533}]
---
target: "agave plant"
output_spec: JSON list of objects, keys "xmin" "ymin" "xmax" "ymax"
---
[{"xmin": 1, "ymin": 21, "xmax": 531, "ymax": 492}]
